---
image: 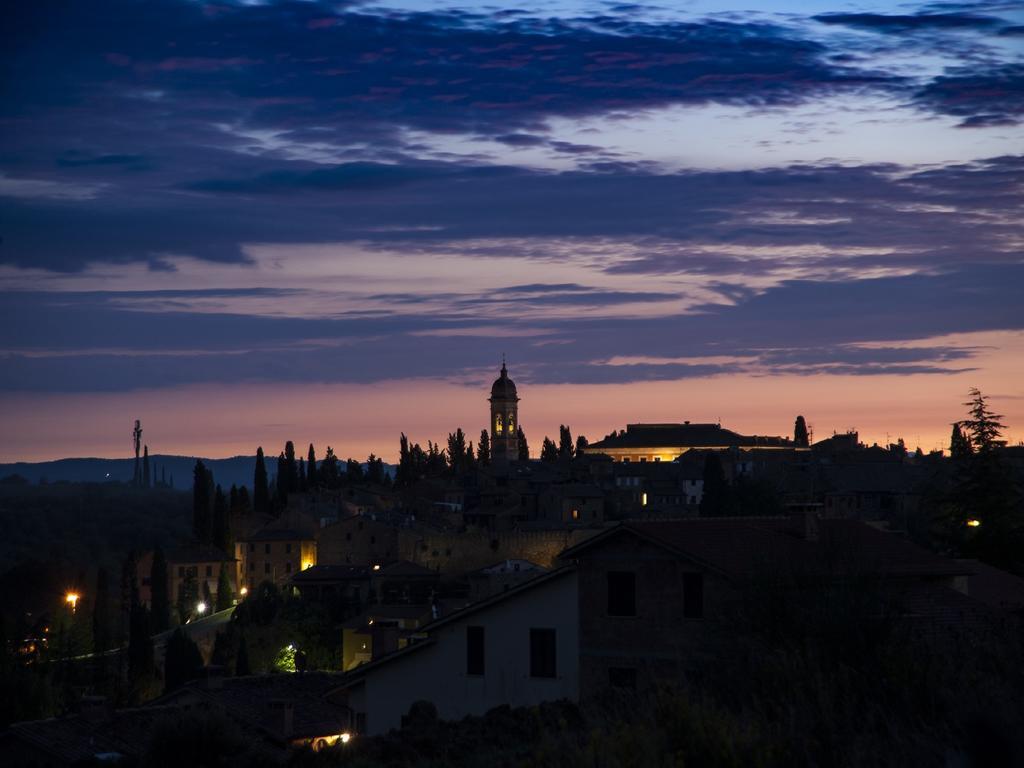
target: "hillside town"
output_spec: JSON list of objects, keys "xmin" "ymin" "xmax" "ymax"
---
[{"xmin": 2, "ymin": 365, "xmax": 1022, "ymax": 765}]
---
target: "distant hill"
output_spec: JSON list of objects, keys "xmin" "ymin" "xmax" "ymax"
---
[
  {"xmin": 0, "ymin": 454, "xmax": 395, "ymax": 489},
  {"xmin": 0, "ymin": 454, "xmax": 259, "ymax": 489}
]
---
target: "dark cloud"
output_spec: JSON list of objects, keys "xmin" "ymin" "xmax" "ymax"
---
[
  {"xmin": 913, "ymin": 64, "xmax": 1024, "ymax": 127},
  {"xmin": 1, "ymin": 262, "xmax": 1020, "ymax": 391},
  {"xmin": 813, "ymin": 12, "xmax": 1002, "ymax": 32}
]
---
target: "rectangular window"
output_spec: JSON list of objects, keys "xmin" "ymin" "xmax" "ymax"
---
[
  {"xmin": 529, "ymin": 628, "xmax": 557, "ymax": 678},
  {"xmin": 249, "ymin": 562, "xmax": 255, "ymax": 572},
  {"xmin": 607, "ymin": 571, "xmax": 636, "ymax": 616},
  {"xmin": 205, "ymin": 565, "xmax": 212, "ymax": 577},
  {"xmin": 178, "ymin": 566, "xmax": 185, "ymax": 577},
  {"xmin": 466, "ymin": 626, "xmax": 485, "ymax": 675},
  {"xmin": 264, "ymin": 543, "xmax": 271, "ymax": 554},
  {"xmin": 264, "ymin": 563, "xmax": 271, "ymax": 575},
  {"xmin": 608, "ymin": 667, "xmax": 637, "ymax": 690},
  {"xmin": 248, "ymin": 543, "xmax": 255, "ymax": 553},
  {"xmin": 683, "ymin": 573, "xmax": 704, "ymax": 619},
  {"xmin": 285, "ymin": 561, "xmax": 292, "ymax": 573},
  {"xmin": 285, "ymin": 543, "xmax": 292, "ymax": 553}
]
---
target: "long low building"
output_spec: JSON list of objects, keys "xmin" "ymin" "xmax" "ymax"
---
[{"xmin": 583, "ymin": 421, "xmax": 802, "ymax": 463}]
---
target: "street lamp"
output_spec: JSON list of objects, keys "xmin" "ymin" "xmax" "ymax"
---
[
  {"xmin": 65, "ymin": 592, "xmax": 80, "ymax": 613},
  {"xmin": 196, "ymin": 601, "xmax": 208, "ymax": 615}
]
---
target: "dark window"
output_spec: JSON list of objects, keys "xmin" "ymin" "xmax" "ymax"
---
[
  {"xmin": 683, "ymin": 573, "xmax": 704, "ymax": 618},
  {"xmin": 249, "ymin": 562, "xmax": 255, "ymax": 572},
  {"xmin": 248, "ymin": 543, "xmax": 255, "ymax": 553},
  {"xmin": 370, "ymin": 536, "xmax": 376, "ymax": 545},
  {"xmin": 285, "ymin": 543, "xmax": 292, "ymax": 553},
  {"xmin": 285, "ymin": 561, "xmax": 292, "ymax": 573},
  {"xmin": 141, "ymin": 577, "xmax": 151, "ymax": 587},
  {"xmin": 607, "ymin": 571, "xmax": 636, "ymax": 616},
  {"xmin": 264, "ymin": 563, "xmax": 271, "ymax": 575},
  {"xmin": 529, "ymin": 628, "xmax": 557, "ymax": 678},
  {"xmin": 466, "ymin": 626, "xmax": 485, "ymax": 675},
  {"xmin": 608, "ymin": 667, "xmax": 637, "ymax": 690},
  {"xmin": 178, "ymin": 566, "xmax": 185, "ymax": 577},
  {"xmin": 346, "ymin": 532, "xmax": 352, "ymax": 542},
  {"xmin": 205, "ymin": 565, "xmax": 212, "ymax": 578},
  {"xmin": 264, "ymin": 543, "xmax": 271, "ymax": 554}
]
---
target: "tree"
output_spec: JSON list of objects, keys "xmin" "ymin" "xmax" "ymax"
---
[
  {"xmin": 164, "ymin": 628, "xmax": 204, "ymax": 693},
  {"xmin": 177, "ymin": 571, "xmax": 198, "ymax": 625},
  {"xmin": 192, "ymin": 460, "xmax": 212, "ymax": 543},
  {"xmin": 559, "ymin": 425, "xmax": 574, "ymax": 459},
  {"xmin": 699, "ymin": 453, "xmax": 730, "ymax": 517},
  {"xmin": 366, "ymin": 454, "xmax": 385, "ymax": 484},
  {"xmin": 346, "ymin": 458, "xmax": 364, "ymax": 481},
  {"xmin": 950, "ymin": 422, "xmax": 972, "ymax": 459},
  {"xmin": 212, "ymin": 485, "xmax": 231, "ymax": 555},
  {"xmin": 541, "ymin": 437, "xmax": 559, "ymax": 463},
  {"xmin": 517, "ymin": 427, "xmax": 530, "ymax": 461},
  {"xmin": 306, "ymin": 443, "xmax": 318, "ymax": 487},
  {"xmin": 142, "ymin": 445, "xmax": 151, "ymax": 489},
  {"xmin": 320, "ymin": 446, "xmax": 340, "ymax": 486},
  {"xmin": 150, "ymin": 546, "xmax": 170, "ymax": 633},
  {"xmin": 236, "ymin": 633, "xmax": 251, "ymax": 676},
  {"xmin": 794, "ymin": 416, "xmax": 809, "ymax": 448},
  {"xmin": 478, "ymin": 429, "xmax": 491, "ymax": 466},
  {"xmin": 575, "ymin": 434, "xmax": 589, "ymax": 455},
  {"xmin": 253, "ymin": 447, "xmax": 269, "ymax": 516},
  {"xmin": 92, "ymin": 567, "xmax": 111, "ymax": 655},
  {"xmin": 447, "ymin": 428, "xmax": 468, "ymax": 474},
  {"xmin": 961, "ymin": 388, "xmax": 1006, "ymax": 453},
  {"xmin": 127, "ymin": 602, "xmax": 154, "ymax": 691},
  {"xmin": 215, "ymin": 563, "xmax": 234, "ymax": 612}
]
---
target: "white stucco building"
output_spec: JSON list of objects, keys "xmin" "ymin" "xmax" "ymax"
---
[{"xmin": 327, "ymin": 567, "xmax": 579, "ymax": 735}]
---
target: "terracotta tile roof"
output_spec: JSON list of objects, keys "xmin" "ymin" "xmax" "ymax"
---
[
  {"xmin": 561, "ymin": 518, "xmax": 972, "ymax": 581},
  {"xmin": 4, "ymin": 705, "xmax": 181, "ymax": 763}
]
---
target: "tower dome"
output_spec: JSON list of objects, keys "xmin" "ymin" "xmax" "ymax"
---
[{"xmin": 490, "ymin": 362, "xmax": 518, "ymax": 400}]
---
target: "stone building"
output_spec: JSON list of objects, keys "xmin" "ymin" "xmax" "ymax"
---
[{"xmin": 489, "ymin": 360, "xmax": 520, "ymax": 466}]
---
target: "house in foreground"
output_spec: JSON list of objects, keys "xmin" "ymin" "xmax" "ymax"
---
[{"xmin": 324, "ymin": 567, "xmax": 578, "ymax": 735}]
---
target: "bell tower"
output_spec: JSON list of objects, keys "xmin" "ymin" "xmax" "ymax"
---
[{"xmin": 489, "ymin": 358, "xmax": 520, "ymax": 466}]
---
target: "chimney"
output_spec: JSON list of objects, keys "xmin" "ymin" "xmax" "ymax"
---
[
  {"xmin": 266, "ymin": 699, "xmax": 295, "ymax": 739},
  {"xmin": 791, "ymin": 509, "xmax": 819, "ymax": 541}
]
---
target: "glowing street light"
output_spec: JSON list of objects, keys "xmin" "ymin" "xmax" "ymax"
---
[
  {"xmin": 196, "ymin": 601, "xmax": 208, "ymax": 615},
  {"xmin": 339, "ymin": 733, "xmax": 351, "ymax": 744},
  {"xmin": 239, "ymin": 586, "xmax": 249, "ymax": 597},
  {"xmin": 966, "ymin": 519, "xmax": 981, "ymax": 528},
  {"xmin": 65, "ymin": 592, "xmax": 80, "ymax": 612}
]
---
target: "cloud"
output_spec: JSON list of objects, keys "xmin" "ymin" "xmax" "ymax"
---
[
  {"xmin": 813, "ymin": 12, "xmax": 1002, "ymax": 32},
  {"xmin": 913, "ymin": 64, "xmax": 1024, "ymax": 127}
]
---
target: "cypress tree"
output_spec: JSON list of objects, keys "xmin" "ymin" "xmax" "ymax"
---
[
  {"xmin": 236, "ymin": 634, "xmax": 251, "ymax": 676},
  {"xmin": 216, "ymin": 562, "xmax": 234, "ymax": 612},
  {"xmin": 307, "ymin": 443, "xmax": 317, "ymax": 487},
  {"xmin": 128, "ymin": 602, "xmax": 154, "ymax": 688},
  {"xmin": 253, "ymin": 447, "xmax": 269, "ymax": 516},
  {"xmin": 541, "ymin": 437, "xmax": 559, "ymax": 462},
  {"xmin": 212, "ymin": 485, "xmax": 230, "ymax": 555},
  {"xmin": 92, "ymin": 567, "xmax": 111, "ymax": 655},
  {"xmin": 284, "ymin": 440, "xmax": 299, "ymax": 494},
  {"xmin": 558, "ymin": 425, "xmax": 574, "ymax": 459},
  {"xmin": 192, "ymin": 460, "xmax": 212, "ymax": 543},
  {"xmin": 950, "ymin": 422, "xmax": 972, "ymax": 459},
  {"xmin": 575, "ymin": 434, "xmax": 589, "ymax": 454},
  {"xmin": 699, "ymin": 453, "xmax": 730, "ymax": 516},
  {"xmin": 150, "ymin": 546, "xmax": 170, "ymax": 633},
  {"xmin": 164, "ymin": 628, "xmax": 203, "ymax": 693},
  {"xmin": 794, "ymin": 416, "xmax": 810, "ymax": 448},
  {"xmin": 237, "ymin": 486, "xmax": 251, "ymax": 516},
  {"xmin": 517, "ymin": 427, "xmax": 530, "ymax": 461},
  {"xmin": 142, "ymin": 445, "xmax": 151, "ymax": 489},
  {"xmin": 478, "ymin": 429, "xmax": 491, "ymax": 466}
]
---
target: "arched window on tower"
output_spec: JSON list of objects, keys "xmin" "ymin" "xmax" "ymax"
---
[
  {"xmin": 495, "ymin": 414, "xmax": 504, "ymax": 434},
  {"xmin": 507, "ymin": 413, "xmax": 515, "ymax": 432}
]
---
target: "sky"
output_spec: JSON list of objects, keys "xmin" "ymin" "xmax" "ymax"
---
[{"xmin": 1, "ymin": 0, "xmax": 1023, "ymax": 463}]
